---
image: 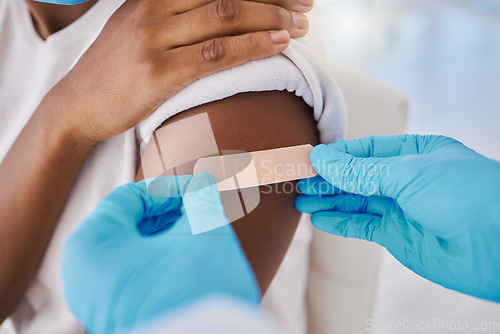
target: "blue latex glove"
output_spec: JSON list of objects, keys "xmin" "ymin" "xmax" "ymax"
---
[
  {"xmin": 33, "ymin": 0, "xmax": 88, "ymax": 4},
  {"xmin": 62, "ymin": 174, "xmax": 260, "ymax": 334},
  {"xmin": 296, "ymin": 135, "xmax": 500, "ymax": 302}
]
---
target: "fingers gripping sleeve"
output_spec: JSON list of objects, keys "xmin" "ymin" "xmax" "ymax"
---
[{"xmin": 135, "ymin": 39, "xmax": 347, "ymax": 146}]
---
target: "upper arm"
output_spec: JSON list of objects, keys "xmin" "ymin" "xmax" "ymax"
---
[{"xmin": 136, "ymin": 90, "xmax": 318, "ymax": 293}]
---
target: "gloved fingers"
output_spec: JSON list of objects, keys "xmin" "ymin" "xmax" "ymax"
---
[
  {"xmin": 70, "ymin": 176, "xmax": 192, "ymax": 239},
  {"xmin": 143, "ymin": 174, "xmax": 194, "ymax": 199},
  {"xmin": 295, "ymin": 194, "xmax": 392, "ymax": 217},
  {"xmin": 297, "ymin": 174, "xmax": 344, "ymax": 196},
  {"xmin": 183, "ymin": 173, "xmax": 232, "ymax": 235},
  {"xmin": 330, "ymin": 135, "xmax": 472, "ymax": 157},
  {"xmin": 328, "ymin": 135, "xmax": 456, "ymax": 158},
  {"xmin": 311, "ymin": 211, "xmax": 385, "ymax": 246},
  {"xmin": 136, "ymin": 208, "xmax": 184, "ymax": 236},
  {"xmin": 116, "ymin": 175, "xmax": 194, "ymax": 217},
  {"xmin": 138, "ymin": 173, "xmax": 231, "ymax": 236},
  {"xmin": 328, "ymin": 135, "xmax": 422, "ymax": 158},
  {"xmin": 423, "ymin": 136, "xmax": 484, "ymax": 158},
  {"xmin": 134, "ymin": 175, "xmax": 197, "ymax": 235},
  {"xmin": 310, "ymin": 145, "xmax": 417, "ymax": 199}
]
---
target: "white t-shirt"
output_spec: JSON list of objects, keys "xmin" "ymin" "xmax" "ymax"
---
[
  {"xmin": 129, "ymin": 296, "xmax": 291, "ymax": 334},
  {"xmin": 0, "ymin": 0, "xmax": 346, "ymax": 333}
]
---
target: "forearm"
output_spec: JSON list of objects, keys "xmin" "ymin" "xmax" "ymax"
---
[{"xmin": 0, "ymin": 95, "xmax": 94, "ymax": 321}]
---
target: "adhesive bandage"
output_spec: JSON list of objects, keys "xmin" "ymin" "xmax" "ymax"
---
[
  {"xmin": 140, "ymin": 111, "xmax": 317, "ymax": 234},
  {"xmin": 193, "ymin": 144, "xmax": 317, "ymax": 192}
]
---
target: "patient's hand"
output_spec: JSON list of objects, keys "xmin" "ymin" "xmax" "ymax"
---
[
  {"xmin": 49, "ymin": 0, "xmax": 312, "ymax": 145},
  {"xmin": 137, "ymin": 91, "xmax": 319, "ymax": 293}
]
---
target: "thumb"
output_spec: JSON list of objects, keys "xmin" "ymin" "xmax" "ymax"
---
[
  {"xmin": 311, "ymin": 211, "xmax": 385, "ymax": 246},
  {"xmin": 183, "ymin": 173, "xmax": 231, "ymax": 235},
  {"xmin": 311, "ymin": 144, "xmax": 406, "ymax": 198}
]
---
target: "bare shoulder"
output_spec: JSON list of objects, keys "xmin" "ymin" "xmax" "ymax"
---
[
  {"xmin": 137, "ymin": 90, "xmax": 319, "ymax": 293},
  {"xmin": 162, "ymin": 90, "xmax": 317, "ymax": 151}
]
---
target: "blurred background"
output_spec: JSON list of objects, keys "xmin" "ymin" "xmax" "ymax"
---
[{"xmin": 317, "ymin": 0, "xmax": 500, "ymax": 332}]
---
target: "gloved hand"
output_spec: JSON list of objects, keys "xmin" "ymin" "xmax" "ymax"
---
[
  {"xmin": 62, "ymin": 174, "xmax": 260, "ymax": 334},
  {"xmin": 296, "ymin": 135, "xmax": 500, "ymax": 302}
]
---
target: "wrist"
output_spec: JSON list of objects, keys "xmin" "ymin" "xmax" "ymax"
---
[{"xmin": 36, "ymin": 85, "xmax": 100, "ymax": 150}]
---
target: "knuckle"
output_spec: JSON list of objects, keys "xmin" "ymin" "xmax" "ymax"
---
[
  {"xmin": 140, "ymin": 48, "xmax": 168, "ymax": 80},
  {"xmin": 273, "ymin": 6, "xmax": 288, "ymax": 26},
  {"xmin": 137, "ymin": 60, "xmax": 160, "ymax": 90},
  {"xmin": 143, "ymin": 58, "xmax": 161, "ymax": 79},
  {"xmin": 132, "ymin": 0, "xmax": 155, "ymax": 19},
  {"xmin": 242, "ymin": 33, "xmax": 262, "ymax": 55},
  {"xmin": 133, "ymin": 26, "xmax": 155, "ymax": 48},
  {"xmin": 127, "ymin": 1, "xmax": 150, "ymax": 23},
  {"xmin": 246, "ymin": 33, "xmax": 255, "ymax": 49},
  {"xmin": 202, "ymin": 38, "xmax": 226, "ymax": 63},
  {"xmin": 213, "ymin": 0, "xmax": 241, "ymax": 24}
]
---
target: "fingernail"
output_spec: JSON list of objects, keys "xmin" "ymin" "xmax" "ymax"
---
[
  {"xmin": 292, "ymin": 12, "xmax": 309, "ymax": 30},
  {"xmin": 298, "ymin": 0, "xmax": 313, "ymax": 7},
  {"xmin": 270, "ymin": 30, "xmax": 290, "ymax": 44}
]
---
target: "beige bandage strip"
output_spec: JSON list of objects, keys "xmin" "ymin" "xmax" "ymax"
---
[{"xmin": 193, "ymin": 144, "xmax": 317, "ymax": 192}]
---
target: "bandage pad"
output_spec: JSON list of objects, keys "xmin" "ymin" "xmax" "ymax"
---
[{"xmin": 193, "ymin": 144, "xmax": 317, "ymax": 192}]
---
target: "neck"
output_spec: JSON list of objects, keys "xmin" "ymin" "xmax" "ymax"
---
[{"xmin": 25, "ymin": 0, "xmax": 99, "ymax": 40}]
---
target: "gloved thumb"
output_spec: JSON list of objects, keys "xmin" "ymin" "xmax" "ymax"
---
[
  {"xmin": 183, "ymin": 173, "xmax": 230, "ymax": 235},
  {"xmin": 311, "ymin": 211, "xmax": 385, "ymax": 245},
  {"xmin": 310, "ymin": 144, "xmax": 402, "ymax": 198}
]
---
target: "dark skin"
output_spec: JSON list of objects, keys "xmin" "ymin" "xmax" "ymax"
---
[
  {"xmin": 27, "ymin": 0, "xmax": 99, "ymax": 39},
  {"xmin": 0, "ymin": 0, "xmax": 314, "ymax": 323},
  {"xmin": 137, "ymin": 91, "xmax": 319, "ymax": 292}
]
